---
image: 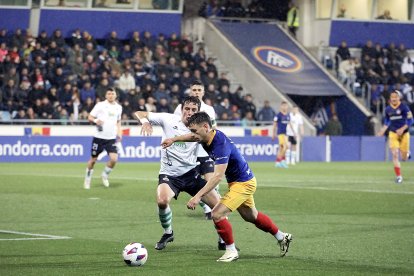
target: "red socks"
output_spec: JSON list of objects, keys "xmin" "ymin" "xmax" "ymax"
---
[
  {"xmin": 214, "ymin": 219, "xmax": 234, "ymax": 245},
  {"xmin": 254, "ymin": 212, "xmax": 278, "ymax": 235},
  {"xmin": 394, "ymin": 166, "xmax": 401, "ymax": 177}
]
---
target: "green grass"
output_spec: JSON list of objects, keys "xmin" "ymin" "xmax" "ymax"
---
[{"xmin": 1, "ymin": 162, "xmax": 414, "ymax": 275}]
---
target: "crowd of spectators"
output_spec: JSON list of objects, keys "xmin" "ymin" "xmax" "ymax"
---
[
  {"xmin": 0, "ymin": 27, "xmax": 278, "ymax": 125},
  {"xmin": 335, "ymin": 39, "xmax": 414, "ymax": 115}
]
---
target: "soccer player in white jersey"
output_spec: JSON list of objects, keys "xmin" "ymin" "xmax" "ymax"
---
[
  {"xmin": 174, "ymin": 81, "xmax": 217, "ymax": 221},
  {"xmin": 134, "ymin": 96, "xmax": 228, "ymax": 251},
  {"xmin": 84, "ymin": 88, "xmax": 122, "ymax": 189},
  {"xmin": 286, "ymin": 106, "xmax": 304, "ymax": 165}
]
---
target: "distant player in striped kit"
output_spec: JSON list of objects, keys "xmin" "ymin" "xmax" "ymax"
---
[
  {"xmin": 174, "ymin": 80, "xmax": 218, "ymax": 221},
  {"xmin": 135, "ymin": 96, "xmax": 225, "ymax": 251},
  {"xmin": 84, "ymin": 88, "xmax": 122, "ymax": 189},
  {"xmin": 286, "ymin": 106, "xmax": 304, "ymax": 165},
  {"xmin": 377, "ymin": 90, "xmax": 413, "ymax": 183}
]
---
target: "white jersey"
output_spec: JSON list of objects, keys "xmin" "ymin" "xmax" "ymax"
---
[
  {"xmin": 174, "ymin": 101, "xmax": 216, "ymax": 158},
  {"xmin": 286, "ymin": 112, "xmax": 303, "ymax": 137},
  {"xmin": 148, "ymin": 112, "xmax": 199, "ymax": 176},
  {"xmin": 89, "ymin": 100, "xmax": 122, "ymax": 140},
  {"xmin": 174, "ymin": 101, "xmax": 216, "ymax": 127}
]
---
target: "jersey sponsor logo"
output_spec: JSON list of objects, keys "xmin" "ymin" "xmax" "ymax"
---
[
  {"xmin": 252, "ymin": 46, "xmax": 302, "ymax": 73},
  {"xmin": 162, "ymin": 176, "xmax": 169, "ymax": 182}
]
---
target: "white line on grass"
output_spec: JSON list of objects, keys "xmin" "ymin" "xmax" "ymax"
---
[
  {"xmin": 0, "ymin": 230, "xmax": 71, "ymax": 241},
  {"xmin": 1, "ymin": 172, "xmax": 413, "ymax": 195}
]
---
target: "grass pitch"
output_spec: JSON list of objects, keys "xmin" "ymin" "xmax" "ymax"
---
[{"xmin": 1, "ymin": 162, "xmax": 413, "ymax": 275}]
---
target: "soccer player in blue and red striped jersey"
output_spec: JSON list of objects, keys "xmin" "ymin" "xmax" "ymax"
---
[
  {"xmin": 272, "ymin": 102, "xmax": 294, "ymax": 168},
  {"xmin": 162, "ymin": 112, "xmax": 293, "ymax": 262},
  {"xmin": 377, "ymin": 90, "xmax": 413, "ymax": 183}
]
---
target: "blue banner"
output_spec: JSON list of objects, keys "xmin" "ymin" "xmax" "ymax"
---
[
  {"xmin": 330, "ymin": 20, "xmax": 414, "ymax": 48},
  {"xmin": 213, "ymin": 21, "xmax": 345, "ymax": 96},
  {"xmin": 0, "ymin": 136, "xmax": 278, "ymax": 163}
]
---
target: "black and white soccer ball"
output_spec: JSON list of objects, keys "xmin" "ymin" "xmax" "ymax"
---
[{"xmin": 122, "ymin": 242, "xmax": 148, "ymax": 266}]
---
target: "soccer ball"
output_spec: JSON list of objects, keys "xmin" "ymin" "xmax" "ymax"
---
[{"xmin": 122, "ymin": 242, "xmax": 148, "ymax": 266}]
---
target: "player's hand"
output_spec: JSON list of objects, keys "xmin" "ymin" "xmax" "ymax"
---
[
  {"xmin": 396, "ymin": 128, "xmax": 405, "ymax": 136},
  {"xmin": 116, "ymin": 135, "xmax": 122, "ymax": 142},
  {"xmin": 140, "ymin": 122, "xmax": 153, "ymax": 136},
  {"xmin": 187, "ymin": 196, "xmax": 201, "ymax": 210},
  {"xmin": 271, "ymin": 136, "xmax": 275, "ymax": 141},
  {"xmin": 95, "ymin": 119, "xmax": 103, "ymax": 126},
  {"xmin": 161, "ymin": 138, "xmax": 174, "ymax": 149}
]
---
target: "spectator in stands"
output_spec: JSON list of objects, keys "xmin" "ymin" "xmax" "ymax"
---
[
  {"xmin": 81, "ymin": 31, "xmax": 97, "ymax": 49},
  {"xmin": 94, "ymin": 0, "xmax": 108, "ymax": 8},
  {"xmin": 157, "ymin": 97, "xmax": 171, "ymax": 113},
  {"xmin": 386, "ymin": 42, "xmax": 398, "ymax": 62},
  {"xmin": 241, "ymin": 111, "xmax": 256, "ymax": 127},
  {"xmin": 118, "ymin": 70, "xmax": 136, "ymax": 93},
  {"xmin": 37, "ymin": 30, "xmax": 49, "ymax": 48},
  {"xmin": 129, "ymin": 31, "xmax": 144, "ymax": 52},
  {"xmin": 373, "ymin": 43, "xmax": 385, "ymax": 59},
  {"xmin": 50, "ymin": 29, "xmax": 66, "ymax": 50},
  {"xmin": 401, "ymin": 57, "xmax": 414, "ymax": 83},
  {"xmin": 338, "ymin": 58, "xmax": 356, "ymax": 88},
  {"xmin": 142, "ymin": 31, "xmax": 156, "ymax": 50},
  {"xmin": 287, "ymin": 1, "xmax": 299, "ymax": 38},
  {"xmin": 80, "ymin": 81, "xmax": 96, "ymax": 103},
  {"xmin": 242, "ymin": 94, "xmax": 257, "ymax": 119},
  {"xmin": 396, "ymin": 43, "xmax": 408, "ymax": 63},
  {"xmin": 376, "ymin": 10, "xmax": 392, "ymax": 20},
  {"xmin": 336, "ymin": 5, "xmax": 347, "ymax": 18},
  {"xmin": 13, "ymin": 108, "xmax": 28, "ymax": 121},
  {"xmin": 182, "ymin": 0, "xmax": 207, "ymax": 43},
  {"xmin": 257, "ymin": 100, "xmax": 276, "ymax": 122},
  {"xmin": 335, "ymin": 41, "xmax": 351, "ymax": 69},
  {"xmin": 0, "ymin": 42, "xmax": 8, "ymax": 63},
  {"xmin": 361, "ymin": 40, "xmax": 376, "ymax": 59},
  {"xmin": 0, "ymin": 29, "xmax": 7, "ymax": 45},
  {"xmin": 324, "ymin": 114, "xmax": 343, "ymax": 136}
]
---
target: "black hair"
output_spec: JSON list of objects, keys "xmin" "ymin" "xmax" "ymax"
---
[
  {"xmin": 191, "ymin": 80, "xmax": 204, "ymax": 87},
  {"xmin": 181, "ymin": 96, "xmax": 201, "ymax": 111},
  {"xmin": 187, "ymin": 112, "xmax": 212, "ymax": 128}
]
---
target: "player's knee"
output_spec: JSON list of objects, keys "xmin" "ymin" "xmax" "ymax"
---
[
  {"xmin": 157, "ymin": 198, "xmax": 170, "ymax": 208},
  {"xmin": 211, "ymin": 211, "xmax": 226, "ymax": 221}
]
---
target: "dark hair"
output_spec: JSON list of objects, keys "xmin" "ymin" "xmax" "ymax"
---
[
  {"xmin": 181, "ymin": 96, "xmax": 201, "ymax": 111},
  {"xmin": 191, "ymin": 80, "xmax": 204, "ymax": 87},
  {"xmin": 187, "ymin": 112, "xmax": 212, "ymax": 128}
]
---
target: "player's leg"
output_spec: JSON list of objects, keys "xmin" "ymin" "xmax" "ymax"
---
[
  {"xmin": 155, "ymin": 180, "xmax": 176, "ymax": 250},
  {"xmin": 84, "ymin": 138, "xmax": 102, "ymax": 189},
  {"xmin": 211, "ymin": 203, "xmax": 238, "ymax": 262},
  {"xmin": 400, "ymin": 132, "xmax": 410, "ymax": 161},
  {"xmin": 389, "ymin": 132, "xmax": 403, "ymax": 183},
  {"xmin": 275, "ymin": 135, "xmax": 285, "ymax": 167},
  {"xmin": 238, "ymin": 205, "xmax": 293, "ymax": 257},
  {"xmin": 290, "ymin": 137, "xmax": 298, "ymax": 165},
  {"xmin": 198, "ymin": 157, "xmax": 215, "ymax": 219},
  {"xmin": 101, "ymin": 139, "xmax": 118, "ymax": 187},
  {"xmin": 278, "ymin": 135, "xmax": 288, "ymax": 168},
  {"xmin": 286, "ymin": 137, "xmax": 292, "ymax": 165}
]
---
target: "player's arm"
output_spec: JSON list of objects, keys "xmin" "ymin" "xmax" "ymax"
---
[
  {"xmin": 116, "ymin": 120, "xmax": 122, "ymax": 142},
  {"xmin": 187, "ymin": 163, "xmax": 227, "ymax": 210},
  {"xmin": 396, "ymin": 110, "xmax": 413, "ymax": 136},
  {"xmin": 161, "ymin": 133, "xmax": 196, "ymax": 148},
  {"xmin": 134, "ymin": 111, "xmax": 153, "ymax": 136},
  {"xmin": 88, "ymin": 114, "xmax": 103, "ymax": 125},
  {"xmin": 377, "ymin": 116, "xmax": 390, "ymax": 136}
]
